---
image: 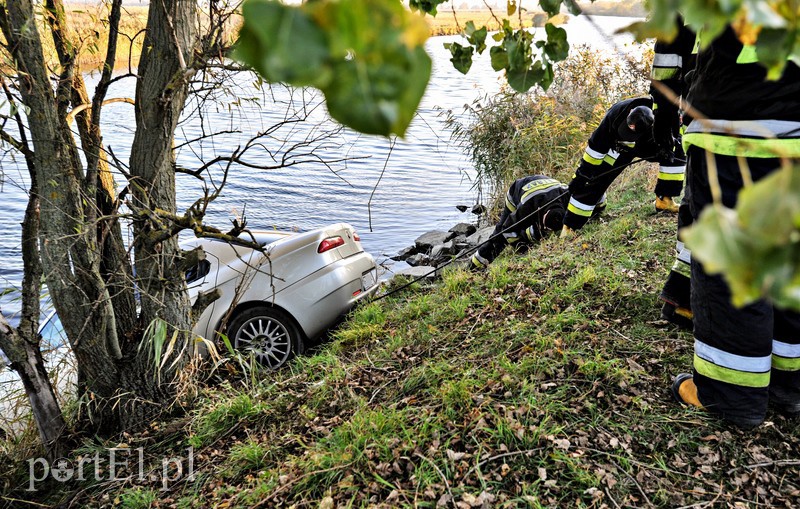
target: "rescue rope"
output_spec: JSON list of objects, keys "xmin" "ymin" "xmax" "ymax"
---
[{"xmin": 373, "ymin": 157, "xmax": 649, "ymax": 302}]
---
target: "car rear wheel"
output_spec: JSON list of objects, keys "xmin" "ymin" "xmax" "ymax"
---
[{"xmin": 227, "ymin": 307, "xmax": 303, "ymax": 369}]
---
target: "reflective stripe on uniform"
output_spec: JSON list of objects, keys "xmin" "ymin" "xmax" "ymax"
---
[
  {"xmin": 583, "ymin": 146, "xmax": 605, "ymax": 165},
  {"xmin": 519, "ymin": 178, "xmax": 563, "ymax": 204},
  {"xmin": 684, "ymin": 119, "xmax": 800, "ymax": 158},
  {"xmin": 694, "ymin": 338, "xmax": 771, "ymax": 388},
  {"xmin": 506, "ymin": 193, "xmax": 516, "ymax": 213},
  {"xmin": 603, "ymin": 149, "xmax": 620, "ymax": 165},
  {"xmin": 658, "ymin": 164, "xmax": 686, "ymax": 181},
  {"xmin": 773, "ymin": 339, "xmax": 800, "ymax": 371},
  {"xmin": 651, "ymin": 53, "xmax": 682, "ymax": 80},
  {"xmin": 677, "ymin": 247, "xmax": 691, "ymax": 264},
  {"xmin": 653, "ymin": 53, "xmax": 682, "ymax": 68},
  {"xmin": 567, "ymin": 196, "xmax": 595, "ymax": 218},
  {"xmin": 525, "ymin": 226, "xmax": 535, "ymax": 242},
  {"xmin": 471, "ymin": 252, "xmax": 489, "ymax": 267},
  {"xmin": 671, "ymin": 247, "xmax": 691, "ymax": 277}
]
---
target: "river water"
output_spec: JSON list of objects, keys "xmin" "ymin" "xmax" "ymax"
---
[{"xmin": 0, "ymin": 15, "xmax": 640, "ymax": 324}]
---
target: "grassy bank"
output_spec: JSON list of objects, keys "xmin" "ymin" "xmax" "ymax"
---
[{"xmin": 5, "ymin": 168, "xmax": 799, "ymax": 508}]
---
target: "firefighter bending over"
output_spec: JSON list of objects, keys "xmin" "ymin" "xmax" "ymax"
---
[
  {"xmin": 561, "ymin": 97, "xmax": 685, "ymax": 237},
  {"xmin": 470, "ymin": 175, "xmax": 568, "ymax": 269}
]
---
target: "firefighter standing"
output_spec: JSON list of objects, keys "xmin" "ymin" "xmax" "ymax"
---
[
  {"xmin": 471, "ymin": 175, "xmax": 568, "ymax": 269},
  {"xmin": 651, "ymin": 20, "xmax": 698, "ymax": 329},
  {"xmin": 561, "ymin": 96, "xmax": 683, "ymax": 236},
  {"xmin": 671, "ymin": 26, "xmax": 800, "ymax": 428}
]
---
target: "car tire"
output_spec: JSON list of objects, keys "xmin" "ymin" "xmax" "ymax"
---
[{"xmin": 226, "ymin": 306, "xmax": 304, "ymax": 369}]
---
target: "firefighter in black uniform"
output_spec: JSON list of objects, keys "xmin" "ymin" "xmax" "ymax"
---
[
  {"xmin": 470, "ymin": 175, "xmax": 568, "ymax": 269},
  {"xmin": 651, "ymin": 20, "xmax": 698, "ymax": 329},
  {"xmin": 561, "ymin": 96, "xmax": 681, "ymax": 236},
  {"xmin": 671, "ymin": 26, "xmax": 800, "ymax": 428}
]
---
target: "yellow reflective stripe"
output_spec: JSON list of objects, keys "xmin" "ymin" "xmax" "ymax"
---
[
  {"xmin": 684, "ymin": 132, "xmax": 800, "ymax": 158},
  {"xmin": 525, "ymin": 227, "xmax": 535, "ymax": 242},
  {"xmin": 658, "ymin": 172, "xmax": 685, "ymax": 181},
  {"xmin": 671, "ymin": 259, "xmax": 692, "ymax": 277},
  {"xmin": 652, "ymin": 67, "xmax": 678, "ymax": 80},
  {"xmin": 603, "ymin": 154, "xmax": 618, "ymax": 165},
  {"xmin": 506, "ymin": 195, "xmax": 516, "ymax": 212},
  {"xmin": 773, "ymin": 340, "xmax": 800, "ymax": 371},
  {"xmin": 567, "ymin": 203, "xmax": 593, "ymax": 218},
  {"xmin": 694, "ymin": 354, "xmax": 770, "ymax": 388},
  {"xmin": 583, "ymin": 152, "xmax": 603, "ymax": 165},
  {"xmin": 471, "ymin": 253, "xmax": 488, "ymax": 267},
  {"xmin": 773, "ymin": 355, "xmax": 800, "ymax": 371},
  {"xmin": 737, "ymin": 44, "xmax": 758, "ymax": 64},
  {"xmin": 519, "ymin": 179, "xmax": 561, "ymax": 202}
]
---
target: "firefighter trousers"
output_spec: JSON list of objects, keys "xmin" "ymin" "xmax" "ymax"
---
[{"xmin": 688, "ymin": 146, "xmax": 800, "ymax": 426}]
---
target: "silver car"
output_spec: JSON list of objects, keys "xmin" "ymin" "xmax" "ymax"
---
[
  {"xmin": 184, "ymin": 222, "xmax": 379, "ymax": 368},
  {"xmin": 37, "ymin": 223, "xmax": 379, "ymax": 370}
]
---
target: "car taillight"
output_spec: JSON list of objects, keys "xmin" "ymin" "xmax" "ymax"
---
[
  {"xmin": 353, "ymin": 232, "xmax": 361, "ymax": 242},
  {"xmin": 318, "ymin": 236, "xmax": 345, "ymax": 253}
]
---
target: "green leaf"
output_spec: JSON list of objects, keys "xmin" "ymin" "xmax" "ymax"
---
[
  {"xmin": 543, "ymin": 23, "xmax": 569, "ymax": 62},
  {"xmin": 504, "ymin": 30, "xmax": 533, "ymax": 72},
  {"xmin": 448, "ymin": 42, "xmax": 474, "ymax": 74},
  {"xmin": 323, "ymin": 42, "xmax": 432, "ymax": 137},
  {"xmin": 539, "ymin": 0, "xmax": 562, "ymax": 17},
  {"xmin": 756, "ymin": 28, "xmax": 791, "ymax": 79},
  {"xmin": 507, "ymin": 0, "xmax": 516, "ymax": 16},
  {"xmin": 506, "ymin": 60, "xmax": 546, "ymax": 92},
  {"xmin": 408, "ymin": 0, "xmax": 447, "ymax": 15},
  {"xmin": 237, "ymin": 0, "xmax": 431, "ymax": 137},
  {"xmin": 489, "ymin": 46, "xmax": 508, "ymax": 71},
  {"xmin": 465, "ymin": 21, "xmax": 488, "ymax": 54},
  {"xmin": 564, "ymin": 0, "xmax": 582, "ymax": 15},
  {"xmin": 682, "ymin": 205, "xmax": 760, "ymax": 307},
  {"xmin": 683, "ymin": 167, "xmax": 800, "ymax": 309},
  {"xmin": 235, "ymin": 0, "xmax": 331, "ymax": 87}
]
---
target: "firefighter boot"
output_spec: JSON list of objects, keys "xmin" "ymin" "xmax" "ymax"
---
[
  {"xmin": 770, "ymin": 386, "xmax": 800, "ymax": 418},
  {"xmin": 672, "ymin": 373, "xmax": 703, "ymax": 408},
  {"xmin": 661, "ymin": 301, "xmax": 693, "ymax": 331},
  {"xmin": 673, "ymin": 374, "xmax": 764, "ymax": 429},
  {"xmin": 655, "ymin": 195, "xmax": 680, "ymax": 213}
]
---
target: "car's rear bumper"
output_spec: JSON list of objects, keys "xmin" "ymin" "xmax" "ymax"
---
[{"xmin": 279, "ymin": 251, "xmax": 379, "ymax": 339}]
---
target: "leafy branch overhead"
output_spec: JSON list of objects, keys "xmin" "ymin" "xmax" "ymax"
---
[
  {"xmin": 235, "ymin": 0, "xmax": 431, "ymax": 137},
  {"xmin": 442, "ymin": 5, "xmax": 570, "ymax": 92},
  {"xmin": 629, "ymin": 0, "xmax": 800, "ymax": 79}
]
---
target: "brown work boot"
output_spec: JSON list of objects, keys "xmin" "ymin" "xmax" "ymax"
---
[
  {"xmin": 655, "ymin": 195, "xmax": 680, "ymax": 213},
  {"xmin": 661, "ymin": 302, "xmax": 693, "ymax": 331},
  {"xmin": 673, "ymin": 373, "xmax": 764, "ymax": 429},
  {"xmin": 672, "ymin": 373, "xmax": 703, "ymax": 408}
]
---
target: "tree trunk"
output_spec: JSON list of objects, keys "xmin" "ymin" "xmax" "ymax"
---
[
  {"xmin": 0, "ymin": 322, "xmax": 67, "ymax": 460},
  {"xmin": 0, "ymin": 185, "xmax": 68, "ymax": 459},
  {"xmin": 124, "ymin": 0, "xmax": 198, "ymax": 428}
]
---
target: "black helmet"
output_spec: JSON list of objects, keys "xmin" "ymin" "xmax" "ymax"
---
[
  {"xmin": 543, "ymin": 206, "xmax": 565, "ymax": 231},
  {"xmin": 627, "ymin": 105, "xmax": 654, "ymax": 133}
]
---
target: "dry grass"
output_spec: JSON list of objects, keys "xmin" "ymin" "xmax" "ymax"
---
[
  {"xmin": 425, "ymin": 8, "xmax": 569, "ymax": 36},
  {"xmin": 57, "ymin": 5, "xmax": 562, "ymax": 69},
  {"xmin": 57, "ymin": 3, "xmax": 148, "ymax": 71}
]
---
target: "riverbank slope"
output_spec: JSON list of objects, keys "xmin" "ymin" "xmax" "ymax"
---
[{"xmin": 5, "ymin": 169, "xmax": 799, "ymax": 507}]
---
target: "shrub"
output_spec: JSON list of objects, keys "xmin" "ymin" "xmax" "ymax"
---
[{"xmin": 446, "ymin": 44, "xmax": 652, "ymax": 214}]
